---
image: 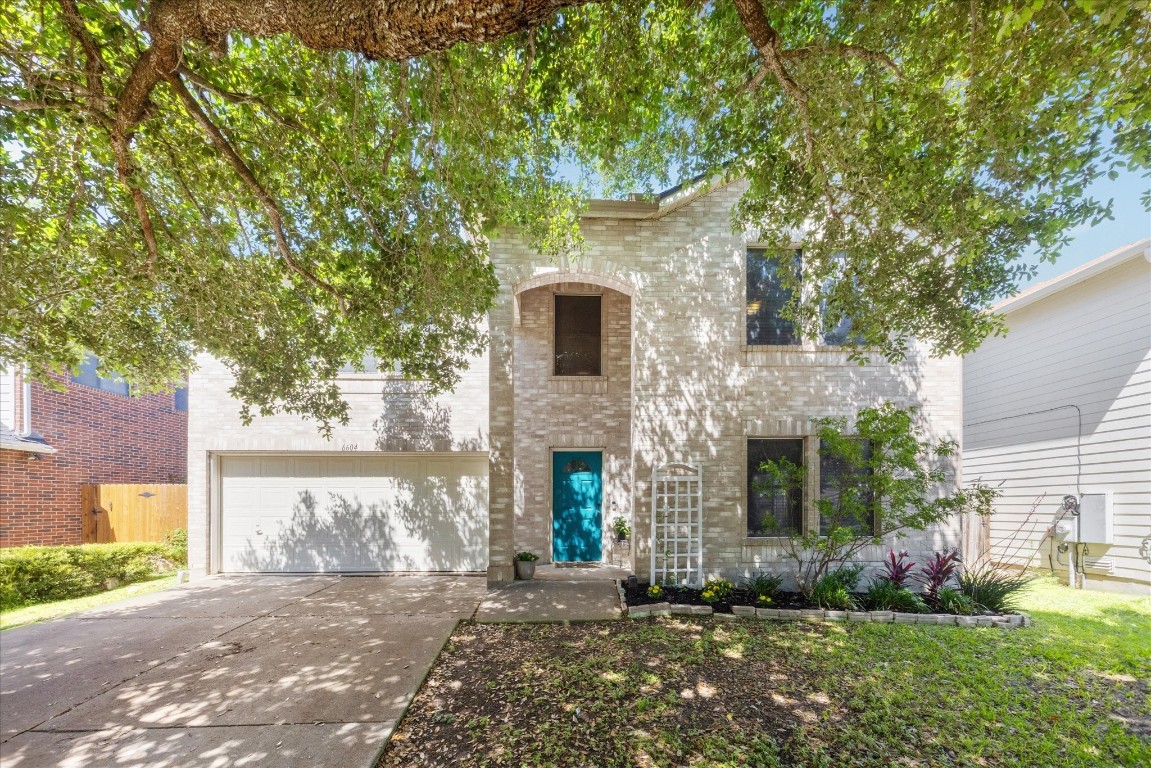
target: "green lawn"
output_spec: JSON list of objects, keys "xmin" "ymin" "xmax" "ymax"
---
[
  {"xmin": 381, "ymin": 576, "xmax": 1150, "ymax": 767},
  {"xmin": 0, "ymin": 573, "xmax": 178, "ymax": 630}
]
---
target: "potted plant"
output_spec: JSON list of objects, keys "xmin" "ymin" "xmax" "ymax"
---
[
  {"xmin": 514, "ymin": 551, "xmax": 539, "ymax": 580},
  {"xmin": 611, "ymin": 516, "xmax": 632, "ymax": 542}
]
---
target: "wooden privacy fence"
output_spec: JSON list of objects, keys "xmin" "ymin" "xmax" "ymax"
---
[{"xmin": 81, "ymin": 484, "xmax": 188, "ymax": 544}]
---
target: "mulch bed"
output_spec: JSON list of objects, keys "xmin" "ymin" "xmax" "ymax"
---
[
  {"xmin": 376, "ymin": 620, "xmax": 835, "ymax": 768},
  {"xmin": 623, "ymin": 582, "xmax": 814, "ymax": 613}
]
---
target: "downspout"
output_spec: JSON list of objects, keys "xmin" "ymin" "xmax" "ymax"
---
[{"xmin": 21, "ymin": 365, "xmax": 32, "ymax": 437}]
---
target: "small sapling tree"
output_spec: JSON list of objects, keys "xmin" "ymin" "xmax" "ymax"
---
[{"xmin": 755, "ymin": 403, "xmax": 996, "ymax": 599}]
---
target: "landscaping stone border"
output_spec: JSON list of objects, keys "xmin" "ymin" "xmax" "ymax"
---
[{"xmin": 615, "ymin": 584, "xmax": 1031, "ymax": 629}]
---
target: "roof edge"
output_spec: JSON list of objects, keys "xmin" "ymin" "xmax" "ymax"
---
[{"xmin": 992, "ymin": 237, "xmax": 1151, "ymax": 314}]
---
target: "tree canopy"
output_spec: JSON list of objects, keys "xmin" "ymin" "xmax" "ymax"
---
[{"xmin": 3, "ymin": 0, "xmax": 1148, "ymax": 428}]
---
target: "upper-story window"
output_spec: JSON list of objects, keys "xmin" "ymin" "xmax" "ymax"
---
[
  {"xmin": 746, "ymin": 248, "xmax": 800, "ymax": 346},
  {"xmin": 747, "ymin": 248, "xmax": 858, "ymax": 347},
  {"xmin": 336, "ymin": 353, "xmax": 403, "ymax": 376},
  {"xmin": 554, "ymin": 294, "xmax": 602, "ymax": 376},
  {"xmin": 72, "ymin": 354, "xmax": 130, "ymax": 396}
]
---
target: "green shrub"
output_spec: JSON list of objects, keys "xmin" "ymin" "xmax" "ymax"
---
[
  {"xmin": 938, "ymin": 587, "xmax": 975, "ymax": 615},
  {"xmin": 742, "ymin": 572, "xmax": 784, "ymax": 602},
  {"xmin": 163, "ymin": 528, "xmax": 188, "ymax": 565},
  {"xmin": 959, "ymin": 563, "xmax": 1034, "ymax": 614},
  {"xmin": 812, "ymin": 564, "xmax": 865, "ymax": 610},
  {"xmin": 864, "ymin": 578, "xmax": 928, "ymax": 613},
  {"xmin": 0, "ymin": 543, "xmax": 176, "ymax": 610}
]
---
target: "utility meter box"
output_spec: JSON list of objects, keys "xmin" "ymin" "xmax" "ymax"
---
[{"xmin": 1076, "ymin": 492, "xmax": 1113, "ymax": 545}]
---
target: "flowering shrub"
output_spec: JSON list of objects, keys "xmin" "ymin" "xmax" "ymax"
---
[
  {"xmin": 756, "ymin": 594, "xmax": 773, "ymax": 606},
  {"xmin": 646, "ymin": 584, "xmax": 664, "ymax": 599},
  {"xmin": 700, "ymin": 578, "xmax": 734, "ymax": 604}
]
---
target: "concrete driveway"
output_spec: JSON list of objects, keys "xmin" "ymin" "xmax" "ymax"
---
[{"xmin": 0, "ymin": 575, "xmax": 485, "ymax": 768}]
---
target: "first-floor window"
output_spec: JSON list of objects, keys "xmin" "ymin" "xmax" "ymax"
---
[
  {"xmin": 818, "ymin": 439, "xmax": 875, "ymax": 535},
  {"xmin": 746, "ymin": 437, "xmax": 876, "ymax": 537},
  {"xmin": 747, "ymin": 439, "xmax": 804, "ymax": 536}
]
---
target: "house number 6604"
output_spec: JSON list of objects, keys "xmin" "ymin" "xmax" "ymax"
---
[{"xmin": 340, "ymin": 443, "xmax": 359, "ymax": 451}]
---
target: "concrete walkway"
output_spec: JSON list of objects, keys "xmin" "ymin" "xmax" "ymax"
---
[
  {"xmin": 0, "ymin": 575, "xmax": 485, "ymax": 768},
  {"xmin": 476, "ymin": 564, "xmax": 628, "ymax": 623}
]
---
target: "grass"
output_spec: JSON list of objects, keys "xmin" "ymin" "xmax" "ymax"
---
[
  {"xmin": 381, "ymin": 575, "xmax": 1150, "ymax": 767},
  {"xmin": 0, "ymin": 573, "xmax": 178, "ymax": 630}
]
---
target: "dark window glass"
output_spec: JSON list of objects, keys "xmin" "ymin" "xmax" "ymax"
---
[
  {"xmin": 820, "ymin": 304, "xmax": 856, "ymax": 346},
  {"xmin": 174, "ymin": 386, "xmax": 189, "ymax": 412},
  {"xmin": 72, "ymin": 354, "xmax": 129, "ymax": 396},
  {"xmin": 819, "ymin": 439, "xmax": 874, "ymax": 535},
  {"xmin": 554, "ymin": 295, "xmax": 602, "ymax": 376},
  {"xmin": 746, "ymin": 249, "xmax": 800, "ymax": 345},
  {"xmin": 747, "ymin": 439, "xmax": 805, "ymax": 536}
]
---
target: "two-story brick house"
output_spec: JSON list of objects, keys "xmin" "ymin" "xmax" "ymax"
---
[
  {"xmin": 0, "ymin": 360, "xmax": 188, "ymax": 547},
  {"xmin": 187, "ymin": 179, "xmax": 964, "ymax": 585}
]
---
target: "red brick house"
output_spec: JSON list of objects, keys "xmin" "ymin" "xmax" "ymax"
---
[{"xmin": 0, "ymin": 359, "xmax": 187, "ymax": 547}]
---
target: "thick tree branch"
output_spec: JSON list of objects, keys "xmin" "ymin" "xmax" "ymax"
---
[
  {"xmin": 166, "ymin": 73, "xmax": 347, "ymax": 304},
  {"xmin": 732, "ymin": 0, "xmax": 815, "ymax": 165},
  {"xmin": 1, "ymin": 96, "xmax": 82, "ymax": 112},
  {"xmin": 115, "ymin": 0, "xmax": 588, "ymax": 143},
  {"xmin": 781, "ymin": 44, "xmax": 902, "ymax": 78}
]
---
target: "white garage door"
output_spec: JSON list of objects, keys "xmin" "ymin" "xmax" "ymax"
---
[{"xmin": 219, "ymin": 454, "xmax": 488, "ymax": 573}]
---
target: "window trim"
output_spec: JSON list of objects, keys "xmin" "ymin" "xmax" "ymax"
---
[{"xmin": 552, "ymin": 292, "xmax": 605, "ymax": 378}]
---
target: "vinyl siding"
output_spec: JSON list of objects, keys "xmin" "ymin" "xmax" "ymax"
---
[{"xmin": 964, "ymin": 251, "xmax": 1151, "ymax": 587}]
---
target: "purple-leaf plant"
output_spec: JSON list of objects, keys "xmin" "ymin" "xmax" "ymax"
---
[
  {"xmin": 916, "ymin": 550, "xmax": 962, "ymax": 605},
  {"xmin": 881, "ymin": 550, "xmax": 915, "ymax": 588}
]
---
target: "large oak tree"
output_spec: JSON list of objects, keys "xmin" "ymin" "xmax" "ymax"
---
[{"xmin": 3, "ymin": 0, "xmax": 1148, "ymax": 429}]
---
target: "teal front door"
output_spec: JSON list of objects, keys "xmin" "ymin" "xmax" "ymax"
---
[{"xmin": 552, "ymin": 451, "xmax": 603, "ymax": 562}]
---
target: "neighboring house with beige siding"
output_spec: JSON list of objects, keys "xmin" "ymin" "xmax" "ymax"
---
[
  {"xmin": 964, "ymin": 238, "xmax": 1151, "ymax": 593},
  {"xmin": 187, "ymin": 179, "xmax": 965, "ymax": 585}
]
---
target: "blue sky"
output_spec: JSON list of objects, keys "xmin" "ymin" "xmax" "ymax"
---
[{"xmin": 1021, "ymin": 168, "xmax": 1151, "ymax": 288}]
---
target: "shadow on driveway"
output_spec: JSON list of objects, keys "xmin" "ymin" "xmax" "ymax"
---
[{"xmin": 0, "ymin": 575, "xmax": 484, "ymax": 767}]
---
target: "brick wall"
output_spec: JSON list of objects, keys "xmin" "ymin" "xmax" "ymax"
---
[
  {"xmin": 488, "ymin": 179, "xmax": 965, "ymax": 585},
  {"xmin": 513, "ymin": 284, "xmax": 633, "ymax": 561},
  {"xmin": 0, "ymin": 374, "xmax": 188, "ymax": 547}
]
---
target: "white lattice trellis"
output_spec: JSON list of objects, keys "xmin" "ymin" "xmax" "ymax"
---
[{"xmin": 651, "ymin": 463, "xmax": 703, "ymax": 587}]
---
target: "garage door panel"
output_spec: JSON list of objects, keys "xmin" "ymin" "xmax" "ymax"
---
[{"xmin": 220, "ymin": 454, "xmax": 488, "ymax": 573}]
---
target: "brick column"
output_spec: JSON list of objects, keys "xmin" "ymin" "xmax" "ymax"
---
[{"xmin": 487, "ymin": 286, "xmax": 517, "ymax": 584}]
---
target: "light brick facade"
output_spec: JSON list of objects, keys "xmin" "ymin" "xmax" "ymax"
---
[
  {"xmin": 189, "ymin": 180, "xmax": 965, "ymax": 584},
  {"xmin": 487, "ymin": 180, "xmax": 965, "ymax": 585},
  {"xmin": 186, "ymin": 347, "xmax": 490, "ymax": 575}
]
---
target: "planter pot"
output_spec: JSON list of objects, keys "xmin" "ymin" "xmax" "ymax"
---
[{"xmin": 514, "ymin": 560, "xmax": 536, "ymax": 580}]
